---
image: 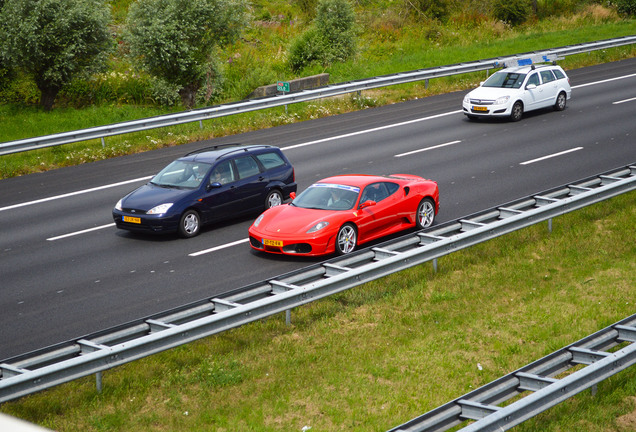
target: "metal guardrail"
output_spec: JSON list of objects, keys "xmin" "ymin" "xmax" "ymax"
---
[
  {"xmin": 1, "ymin": 35, "xmax": 635, "ymax": 156},
  {"xmin": 1, "ymin": 164, "xmax": 634, "ymax": 403},
  {"xmin": 388, "ymin": 314, "xmax": 636, "ymax": 432}
]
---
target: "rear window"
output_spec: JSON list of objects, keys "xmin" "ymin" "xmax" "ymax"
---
[
  {"xmin": 540, "ymin": 70, "xmax": 555, "ymax": 83},
  {"xmin": 256, "ymin": 151, "xmax": 286, "ymax": 169}
]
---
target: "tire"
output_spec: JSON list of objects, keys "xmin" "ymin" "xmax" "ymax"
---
[
  {"xmin": 335, "ymin": 223, "xmax": 357, "ymax": 255},
  {"xmin": 554, "ymin": 92, "xmax": 567, "ymax": 111},
  {"xmin": 178, "ymin": 210, "xmax": 201, "ymax": 238},
  {"xmin": 416, "ymin": 198, "xmax": 436, "ymax": 229},
  {"xmin": 265, "ymin": 189, "xmax": 283, "ymax": 209},
  {"xmin": 510, "ymin": 101, "xmax": 523, "ymax": 122}
]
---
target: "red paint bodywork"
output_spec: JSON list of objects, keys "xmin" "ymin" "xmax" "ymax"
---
[{"xmin": 248, "ymin": 174, "xmax": 439, "ymax": 256}]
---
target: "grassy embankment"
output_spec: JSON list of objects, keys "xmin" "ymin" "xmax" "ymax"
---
[
  {"xmin": 1, "ymin": 191, "xmax": 634, "ymax": 431},
  {"xmin": 0, "ymin": 14, "xmax": 635, "ymax": 179}
]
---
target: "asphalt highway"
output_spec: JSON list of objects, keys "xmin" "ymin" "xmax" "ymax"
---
[{"xmin": 1, "ymin": 58, "xmax": 634, "ymax": 359}]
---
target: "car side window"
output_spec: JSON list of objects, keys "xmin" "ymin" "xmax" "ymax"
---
[
  {"xmin": 553, "ymin": 69, "xmax": 566, "ymax": 80},
  {"xmin": 235, "ymin": 155, "xmax": 262, "ymax": 179},
  {"xmin": 540, "ymin": 70, "xmax": 555, "ymax": 84},
  {"xmin": 210, "ymin": 160, "xmax": 235, "ymax": 185},
  {"xmin": 526, "ymin": 73, "xmax": 539, "ymax": 87},
  {"xmin": 255, "ymin": 151, "xmax": 285, "ymax": 169},
  {"xmin": 361, "ymin": 182, "xmax": 390, "ymax": 203}
]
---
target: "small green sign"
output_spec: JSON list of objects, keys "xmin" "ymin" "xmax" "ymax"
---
[{"xmin": 276, "ymin": 81, "xmax": 290, "ymax": 92}]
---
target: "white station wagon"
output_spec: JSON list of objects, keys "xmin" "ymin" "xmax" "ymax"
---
[{"xmin": 462, "ymin": 64, "xmax": 572, "ymax": 122}]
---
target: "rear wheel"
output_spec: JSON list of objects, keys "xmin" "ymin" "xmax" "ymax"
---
[
  {"xmin": 178, "ymin": 210, "xmax": 200, "ymax": 238},
  {"xmin": 416, "ymin": 198, "xmax": 436, "ymax": 229},
  {"xmin": 554, "ymin": 92, "xmax": 567, "ymax": 111},
  {"xmin": 265, "ymin": 189, "xmax": 283, "ymax": 209},
  {"xmin": 335, "ymin": 223, "xmax": 357, "ymax": 255},
  {"xmin": 510, "ymin": 101, "xmax": 523, "ymax": 122}
]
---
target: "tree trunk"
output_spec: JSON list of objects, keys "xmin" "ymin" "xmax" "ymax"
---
[
  {"xmin": 178, "ymin": 83, "xmax": 199, "ymax": 109},
  {"xmin": 39, "ymin": 85, "xmax": 60, "ymax": 111}
]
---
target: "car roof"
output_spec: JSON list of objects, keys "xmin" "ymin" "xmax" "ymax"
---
[
  {"xmin": 316, "ymin": 174, "xmax": 405, "ymax": 187},
  {"xmin": 497, "ymin": 64, "xmax": 562, "ymax": 75},
  {"xmin": 179, "ymin": 144, "xmax": 278, "ymax": 163}
]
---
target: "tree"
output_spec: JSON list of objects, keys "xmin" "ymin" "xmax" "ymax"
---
[
  {"xmin": 0, "ymin": 0, "xmax": 112, "ymax": 110},
  {"xmin": 125, "ymin": 0, "xmax": 249, "ymax": 108}
]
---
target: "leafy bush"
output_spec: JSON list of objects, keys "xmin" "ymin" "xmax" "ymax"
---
[
  {"xmin": 288, "ymin": 28, "xmax": 326, "ymax": 71},
  {"xmin": 403, "ymin": 0, "xmax": 452, "ymax": 21},
  {"xmin": 492, "ymin": 0, "xmax": 532, "ymax": 25},
  {"xmin": 289, "ymin": 0, "xmax": 356, "ymax": 71},
  {"xmin": 610, "ymin": 0, "xmax": 636, "ymax": 16}
]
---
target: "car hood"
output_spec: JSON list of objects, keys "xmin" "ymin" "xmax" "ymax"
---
[
  {"xmin": 122, "ymin": 183, "xmax": 194, "ymax": 211},
  {"xmin": 467, "ymin": 87, "xmax": 517, "ymax": 100},
  {"xmin": 258, "ymin": 205, "xmax": 348, "ymax": 234}
]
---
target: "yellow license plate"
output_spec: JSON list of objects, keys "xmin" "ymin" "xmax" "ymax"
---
[
  {"xmin": 263, "ymin": 239, "xmax": 283, "ymax": 247},
  {"xmin": 123, "ymin": 216, "xmax": 141, "ymax": 224},
  {"xmin": 473, "ymin": 106, "xmax": 488, "ymax": 112}
]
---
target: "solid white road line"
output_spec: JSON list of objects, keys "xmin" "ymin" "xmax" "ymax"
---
[
  {"xmin": 571, "ymin": 72, "xmax": 636, "ymax": 89},
  {"xmin": 47, "ymin": 223, "xmax": 116, "ymax": 241},
  {"xmin": 394, "ymin": 140, "xmax": 462, "ymax": 158},
  {"xmin": 0, "ymin": 176, "xmax": 152, "ymax": 213},
  {"xmin": 613, "ymin": 97, "xmax": 636, "ymax": 105},
  {"xmin": 285, "ymin": 110, "xmax": 463, "ymax": 150},
  {"xmin": 520, "ymin": 147, "xmax": 584, "ymax": 165},
  {"xmin": 189, "ymin": 238, "xmax": 250, "ymax": 257}
]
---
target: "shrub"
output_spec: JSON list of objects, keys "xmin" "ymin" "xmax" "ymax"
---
[
  {"xmin": 610, "ymin": 0, "xmax": 636, "ymax": 16},
  {"xmin": 288, "ymin": 28, "xmax": 326, "ymax": 72},
  {"xmin": 492, "ymin": 0, "xmax": 532, "ymax": 25},
  {"xmin": 404, "ymin": 0, "xmax": 452, "ymax": 22}
]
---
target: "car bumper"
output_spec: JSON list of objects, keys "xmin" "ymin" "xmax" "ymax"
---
[
  {"xmin": 112, "ymin": 210, "xmax": 180, "ymax": 234},
  {"xmin": 462, "ymin": 101, "xmax": 511, "ymax": 117},
  {"xmin": 248, "ymin": 228, "xmax": 334, "ymax": 257}
]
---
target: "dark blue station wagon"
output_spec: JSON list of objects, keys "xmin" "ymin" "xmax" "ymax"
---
[{"xmin": 113, "ymin": 144, "xmax": 296, "ymax": 238}]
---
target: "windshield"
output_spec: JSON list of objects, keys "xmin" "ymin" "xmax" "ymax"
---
[
  {"xmin": 150, "ymin": 160, "xmax": 212, "ymax": 189},
  {"xmin": 482, "ymin": 71, "xmax": 527, "ymax": 89},
  {"xmin": 292, "ymin": 183, "xmax": 360, "ymax": 210}
]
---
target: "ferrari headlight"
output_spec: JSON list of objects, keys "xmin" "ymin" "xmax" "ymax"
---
[
  {"xmin": 115, "ymin": 199, "xmax": 123, "ymax": 211},
  {"xmin": 307, "ymin": 221, "xmax": 329, "ymax": 233},
  {"xmin": 253, "ymin": 214, "xmax": 264, "ymax": 227},
  {"xmin": 494, "ymin": 95, "xmax": 510, "ymax": 105},
  {"xmin": 147, "ymin": 203, "xmax": 173, "ymax": 215}
]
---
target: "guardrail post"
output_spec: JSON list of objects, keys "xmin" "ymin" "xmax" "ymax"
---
[
  {"xmin": 286, "ymin": 309, "xmax": 291, "ymax": 325},
  {"xmin": 548, "ymin": 218, "xmax": 553, "ymax": 233},
  {"xmin": 433, "ymin": 258, "xmax": 438, "ymax": 273},
  {"xmin": 101, "ymin": 137, "xmax": 105, "ymax": 148},
  {"xmin": 199, "ymin": 120, "xmax": 203, "ymax": 129},
  {"xmin": 96, "ymin": 372, "xmax": 103, "ymax": 393}
]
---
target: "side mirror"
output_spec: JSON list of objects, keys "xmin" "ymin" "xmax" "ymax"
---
[
  {"xmin": 526, "ymin": 83, "xmax": 537, "ymax": 90},
  {"xmin": 289, "ymin": 192, "xmax": 296, "ymax": 200},
  {"xmin": 207, "ymin": 182, "xmax": 222, "ymax": 191},
  {"xmin": 359, "ymin": 200, "xmax": 376, "ymax": 210}
]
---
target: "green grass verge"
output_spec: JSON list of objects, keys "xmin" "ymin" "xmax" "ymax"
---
[{"xmin": 1, "ymin": 190, "xmax": 634, "ymax": 431}]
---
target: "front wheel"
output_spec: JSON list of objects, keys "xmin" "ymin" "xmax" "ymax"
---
[
  {"xmin": 510, "ymin": 101, "xmax": 523, "ymax": 122},
  {"xmin": 264, "ymin": 189, "xmax": 283, "ymax": 209},
  {"xmin": 416, "ymin": 198, "xmax": 436, "ymax": 229},
  {"xmin": 178, "ymin": 210, "xmax": 200, "ymax": 238},
  {"xmin": 554, "ymin": 92, "xmax": 567, "ymax": 111},
  {"xmin": 335, "ymin": 223, "xmax": 357, "ymax": 255}
]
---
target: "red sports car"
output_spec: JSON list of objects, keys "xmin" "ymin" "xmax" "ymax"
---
[{"xmin": 248, "ymin": 174, "xmax": 439, "ymax": 256}]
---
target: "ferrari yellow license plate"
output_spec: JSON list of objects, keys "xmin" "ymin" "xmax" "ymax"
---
[
  {"xmin": 473, "ymin": 106, "xmax": 487, "ymax": 112},
  {"xmin": 263, "ymin": 239, "xmax": 283, "ymax": 247},
  {"xmin": 123, "ymin": 216, "xmax": 141, "ymax": 224}
]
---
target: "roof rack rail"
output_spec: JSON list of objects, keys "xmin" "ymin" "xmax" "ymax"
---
[{"xmin": 184, "ymin": 143, "xmax": 242, "ymax": 156}]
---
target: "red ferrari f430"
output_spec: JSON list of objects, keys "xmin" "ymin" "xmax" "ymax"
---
[{"xmin": 248, "ymin": 174, "xmax": 439, "ymax": 256}]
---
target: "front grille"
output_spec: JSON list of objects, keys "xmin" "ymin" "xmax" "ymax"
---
[{"xmin": 469, "ymin": 99, "xmax": 494, "ymax": 105}]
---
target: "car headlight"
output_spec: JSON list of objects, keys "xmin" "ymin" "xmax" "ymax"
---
[
  {"xmin": 494, "ymin": 96, "xmax": 510, "ymax": 105},
  {"xmin": 115, "ymin": 199, "xmax": 123, "ymax": 211},
  {"xmin": 463, "ymin": 95, "xmax": 470, "ymax": 103},
  {"xmin": 307, "ymin": 221, "xmax": 329, "ymax": 233},
  {"xmin": 253, "ymin": 214, "xmax": 264, "ymax": 227},
  {"xmin": 147, "ymin": 203, "xmax": 173, "ymax": 215}
]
